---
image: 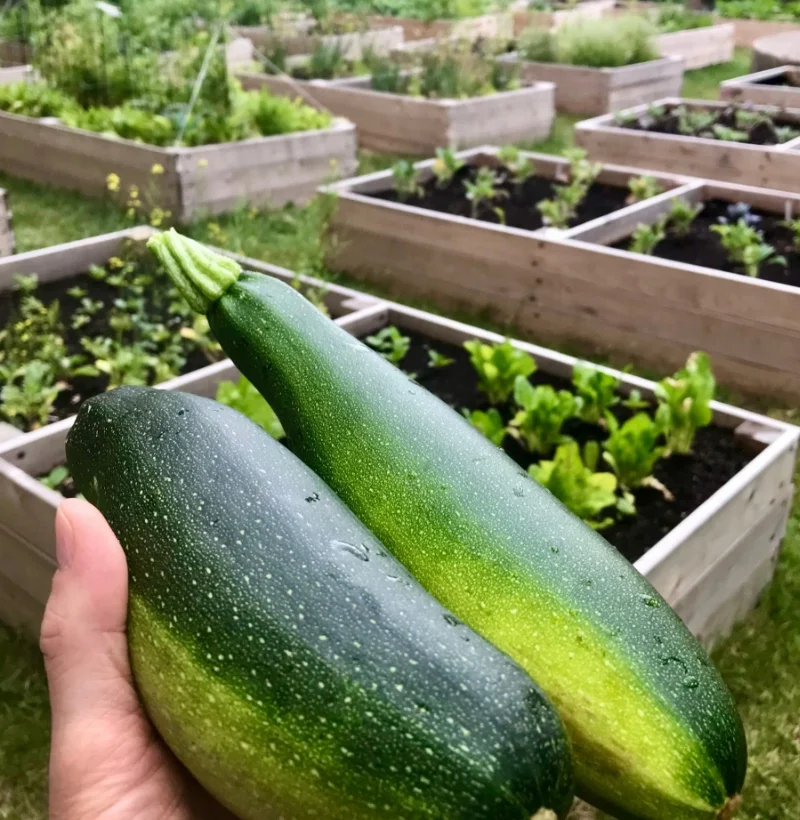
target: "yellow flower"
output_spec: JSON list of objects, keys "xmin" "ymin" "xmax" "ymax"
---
[
  {"xmin": 106, "ymin": 173, "xmax": 120, "ymax": 192},
  {"xmin": 149, "ymin": 207, "xmax": 165, "ymax": 227},
  {"xmin": 197, "ymin": 158, "xmax": 208, "ymax": 168},
  {"xmin": 126, "ymin": 207, "xmax": 136, "ymax": 220},
  {"xmin": 151, "ymin": 163, "xmax": 165, "ymax": 176},
  {"xmin": 129, "ymin": 185, "xmax": 139, "ymax": 199},
  {"xmin": 108, "ymin": 256, "xmax": 124, "ymax": 270}
]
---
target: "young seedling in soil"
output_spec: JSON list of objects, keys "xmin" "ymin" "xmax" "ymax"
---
[
  {"xmin": 431, "ymin": 148, "xmax": 465, "ymax": 188},
  {"xmin": 427, "ymin": 347, "xmax": 454, "ymax": 368},
  {"xmin": 572, "ymin": 361, "xmax": 620, "ymax": 426},
  {"xmin": 497, "ymin": 145, "xmax": 535, "ymax": 188},
  {"xmin": 629, "ymin": 215, "xmax": 668, "ymax": 255},
  {"xmin": 627, "ymin": 175, "xmax": 663, "ymax": 205},
  {"xmin": 463, "ymin": 166, "xmax": 508, "ymax": 219},
  {"xmin": 602, "ymin": 412, "xmax": 672, "ymax": 500},
  {"xmin": 366, "ymin": 325, "xmax": 411, "ymax": 365},
  {"xmin": 667, "ymin": 198, "xmax": 704, "ymax": 238},
  {"xmin": 782, "ymin": 216, "xmax": 800, "ymax": 251},
  {"xmin": 392, "ymin": 160, "xmax": 423, "ymax": 201},
  {"xmin": 654, "ymin": 351, "xmax": 714, "ymax": 456},
  {"xmin": 509, "ymin": 376, "xmax": 580, "ymax": 456},
  {"xmin": 539, "ymin": 149, "xmax": 602, "ymax": 229},
  {"xmin": 464, "ymin": 407, "xmax": 508, "ymax": 446},
  {"xmin": 463, "ymin": 338, "xmax": 536, "ymax": 405},
  {"xmin": 711, "ymin": 218, "xmax": 786, "ymax": 277}
]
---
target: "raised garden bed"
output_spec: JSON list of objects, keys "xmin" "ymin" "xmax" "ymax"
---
[
  {"xmin": 0, "ymin": 108, "xmax": 357, "ymax": 222},
  {"xmin": 721, "ymin": 64, "xmax": 800, "ymax": 107},
  {"xmin": 575, "ymin": 97, "xmax": 800, "ymax": 192},
  {"xmin": 726, "ymin": 17, "xmax": 800, "ymax": 48},
  {"xmin": 364, "ymin": 11, "xmax": 514, "ymax": 42},
  {"xmin": 239, "ymin": 72, "xmax": 554, "ymax": 155},
  {"xmin": 498, "ymin": 53, "xmax": 683, "ymax": 115},
  {"xmin": 0, "ymin": 188, "xmax": 13, "ymax": 257},
  {"xmin": 325, "ymin": 147, "xmax": 800, "ymax": 400},
  {"xmin": 0, "ymin": 232, "xmax": 382, "ymax": 634},
  {"xmin": 654, "ymin": 21, "xmax": 735, "ymax": 70},
  {"xmin": 2, "ymin": 298, "xmax": 795, "ymax": 646},
  {"xmin": 752, "ymin": 29, "xmax": 800, "ymax": 71},
  {"xmin": 233, "ymin": 22, "xmax": 404, "ymax": 59}
]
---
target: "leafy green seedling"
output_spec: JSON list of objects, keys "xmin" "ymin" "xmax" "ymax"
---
[
  {"xmin": 572, "ymin": 361, "xmax": 620, "ymax": 425},
  {"xmin": 622, "ymin": 389, "xmax": 649, "ymax": 410},
  {"xmin": 392, "ymin": 159, "xmax": 423, "ymax": 200},
  {"xmin": 463, "ymin": 166, "xmax": 507, "ymax": 219},
  {"xmin": 427, "ymin": 348, "xmax": 454, "ymax": 368},
  {"xmin": 497, "ymin": 145, "xmax": 535, "ymax": 186},
  {"xmin": 781, "ymin": 216, "xmax": 800, "ymax": 251},
  {"xmin": 1, "ymin": 361, "xmax": 65, "ymax": 429},
  {"xmin": 40, "ymin": 464, "xmax": 69, "ymax": 491},
  {"xmin": 431, "ymin": 147, "xmax": 465, "ymax": 187},
  {"xmin": 529, "ymin": 440, "xmax": 620, "ymax": 530},
  {"xmin": 627, "ymin": 175, "xmax": 664, "ymax": 204},
  {"xmin": 464, "ymin": 407, "xmax": 507, "ymax": 446},
  {"xmin": 366, "ymin": 326, "xmax": 411, "ymax": 365},
  {"xmin": 602, "ymin": 412, "xmax": 670, "ymax": 498},
  {"xmin": 463, "ymin": 338, "xmax": 536, "ymax": 405},
  {"xmin": 667, "ymin": 198, "xmax": 703, "ymax": 238},
  {"xmin": 711, "ymin": 219, "xmax": 786, "ymax": 277},
  {"xmin": 216, "ymin": 376, "xmax": 285, "ymax": 440},
  {"xmin": 654, "ymin": 351, "xmax": 715, "ymax": 456},
  {"xmin": 629, "ymin": 216, "xmax": 667, "ymax": 255},
  {"xmin": 712, "ymin": 124, "xmax": 749, "ymax": 142},
  {"xmin": 509, "ymin": 376, "xmax": 580, "ymax": 456}
]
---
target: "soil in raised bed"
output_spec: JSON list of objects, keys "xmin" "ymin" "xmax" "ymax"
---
[
  {"xmin": 755, "ymin": 74, "xmax": 800, "ymax": 88},
  {"xmin": 617, "ymin": 102, "xmax": 800, "ymax": 145},
  {"xmin": 358, "ymin": 327, "xmax": 753, "ymax": 563},
  {"xmin": 370, "ymin": 164, "xmax": 634, "ymax": 232},
  {"xmin": 611, "ymin": 198, "xmax": 800, "ymax": 286},
  {"xmin": 0, "ymin": 255, "xmax": 220, "ymax": 432}
]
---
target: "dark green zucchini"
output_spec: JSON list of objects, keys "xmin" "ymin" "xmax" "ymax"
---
[
  {"xmin": 66, "ymin": 386, "xmax": 573, "ymax": 820},
  {"xmin": 147, "ymin": 229, "xmax": 748, "ymax": 820}
]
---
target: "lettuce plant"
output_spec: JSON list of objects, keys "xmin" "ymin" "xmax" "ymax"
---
[
  {"xmin": 366, "ymin": 326, "xmax": 411, "ymax": 365},
  {"xmin": 711, "ymin": 218, "xmax": 786, "ymax": 277},
  {"xmin": 497, "ymin": 145, "xmax": 535, "ymax": 186},
  {"xmin": 465, "ymin": 407, "xmax": 508, "ymax": 446},
  {"xmin": 667, "ymin": 198, "xmax": 703, "ymax": 238},
  {"xmin": 0, "ymin": 361, "xmax": 65, "ymax": 430},
  {"xmin": 427, "ymin": 348, "xmax": 454, "ymax": 368},
  {"xmin": 463, "ymin": 166, "xmax": 507, "ymax": 219},
  {"xmin": 654, "ymin": 351, "xmax": 715, "ymax": 455},
  {"xmin": 431, "ymin": 148, "xmax": 465, "ymax": 187},
  {"xmin": 629, "ymin": 216, "xmax": 667, "ymax": 255},
  {"xmin": 529, "ymin": 440, "xmax": 620, "ymax": 530},
  {"xmin": 392, "ymin": 160, "xmax": 423, "ymax": 201},
  {"xmin": 602, "ymin": 412, "xmax": 670, "ymax": 498},
  {"xmin": 572, "ymin": 362, "xmax": 620, "ymax": 425},
  {"xmin": 510, "ymin": 377, "xmax": 580, "ymax": 455},
  {"xmin": 216, "ymin": 376, "xmax": 285, "ymax": 440},
  {"xmin": 463, "ymin": 339, "xmax": 536, "ymax": 405},
  {"xmin": 627, "ymin": 175, "xmax": 663, "ymax": 204}
]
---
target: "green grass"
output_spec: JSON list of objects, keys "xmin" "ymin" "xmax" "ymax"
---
[
  {"xmin": 3, "ymin": 49, "xmax": 800, "ymax": 820},
  {"xmin": 681, "ymin": 48, "xmax": 753, "ymax": 100}
]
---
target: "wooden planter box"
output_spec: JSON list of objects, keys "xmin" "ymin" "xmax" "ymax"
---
[
  {"xmin": 364, "ymin": 12, "xmax": 513, "ymax": 42},
  {"xmin": 2, "ymin": 295, "xmax": 796, "ymax": 648},
  {"xmin": 0, "ymin": 231, "xmax": 385, "ymax": 635},
  {"xmin": 512, "ymin": 0, "xmax": 616, "ymax": 34},
  {"xmin": 0, "ymin": 110, "xmax": 357, "ymax": 222},
  {"xmin": 727, "ymin": 18, "xmax": 800, "ymax": 48},
  {"xmin": 497, "ymin": 54, "xmax": 683, "ymax": 115},
  {"xmin": 324, "ymin": 146, "xmax": 800, "ymax": 401},
  {"xmin": 720, "ymin": 65, "xmax": 800, "ymax": 107},
  {"xmin": 752, "ymin": 30, "xmax": 800, "ymax": 72},
  {"xmin": 239, "ymin": 71, "xmax": 554, "ymax": 154},
  {"xmin": 0, "ymin": 188, "xmax": 13, "ymax": 257},
  {"xmin": 233, "ymin": 24, "xmax": 403, "ymax": 59},
  {"xmin": 654, "ymin": 22, "xmax": 735, "ymax": 71},
  {"xmin": 575, "ymin": 97, "xmax": 800, "ymax": 193}
]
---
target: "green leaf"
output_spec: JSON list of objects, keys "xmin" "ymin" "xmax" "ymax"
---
[
  {"xmin": 510, "ymin": 377, "xmax": 580, "ymax": 455},
  {"xmin": 464, "ymin": 407, "xmax": 507, "ymax": 446},
  {"xmin": 464, "ymin": 339, "xmax": 536, "ymax": 405},
  {"xmin": 602, "ymin": 412, "xmax": 665, "ymax": 490},
  {"xmin": 216, "ymin": 376, "xmax": 285, "ymax": 440}
]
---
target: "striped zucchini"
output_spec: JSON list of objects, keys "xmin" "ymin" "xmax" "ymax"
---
[
  {"xmin": 66, "ymin": 386, "xmax": 573, "ymax": 820},
  {"xmin": 148, "ymin": 229, "xmax": 747, "ymax": 820}
]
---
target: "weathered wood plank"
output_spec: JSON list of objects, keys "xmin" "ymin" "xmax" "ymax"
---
[
  {"xmin": 655, "ymin": 23, "xmax": 735, "ymax": 70},
  {"xmin": 720, "ymin": 65, "xmax": 800, "ymax": 107}
]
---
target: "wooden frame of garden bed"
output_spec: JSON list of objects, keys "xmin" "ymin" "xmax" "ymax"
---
[
  {"xmin": 512, "ymin": 0, "xmax": 616, "ymax": 34},
  {"xmin": 362, "ymin": 11, "xmax": 514, "ymax": 42},
  {"xmin": 0, "ymin": 231, "xmax": 384, "ymax": 634},
  {"xmin": 496, "ymin": 54, "xmax": 683, "ymax": 115},
  {"xmin": 5, "ymin": 295, "xmax": 793, "ymax": 645},
  {"xmin": 238, "ymin": 72, "xmax": 554, "ymax": 155},
  {"xmin": 0, "ymin": 188, "xmax": 13, "ymax": 257},
  {"xmin": 575, "ymin": 97, "xmax": 800, "ymax": 193},
  {"xmin": 324, "ymin": 146, "xmax": 800, "ymax": 401},
  {"xmin": 720, "ymin": 65, "xmax": 800, "ymax": 108},
  {"xmin": 654, "ymin": 22, "xmax": 735, "ymax": 71},
  {"xmin": 0, "ymin": 110, "xmax": 357, "ymax": 222},
  {"xmin": 233, "ymin": 23, "xmax": 404, "ymax": 59}
]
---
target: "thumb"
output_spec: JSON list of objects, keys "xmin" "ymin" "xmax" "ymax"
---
[{"xmin": 41, "ymin": 498, "xmax": 140, "ymax": 726}]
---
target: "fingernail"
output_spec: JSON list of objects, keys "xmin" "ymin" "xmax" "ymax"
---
[{"xmin": 55, "ymin": 506, "xmax": 74, "ymax": 570}]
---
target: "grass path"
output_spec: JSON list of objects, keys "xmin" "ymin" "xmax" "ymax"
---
[{"xmin": 3, "ymin": 50, "xmax": 799, "ymax": 819}]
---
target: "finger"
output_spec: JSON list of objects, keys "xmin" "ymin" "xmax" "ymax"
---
[{"xmin": 41, "ymin": 498, "xmax": 140, "ymax": 724}]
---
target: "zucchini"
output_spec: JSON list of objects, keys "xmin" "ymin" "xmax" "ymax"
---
[
  {"xmin": 66, "ymin": 386, "xmax": 573, "ymax": 820},
  {"xmin": 148, "ymin": 229, "xmax": 747, "ymax": 820}
]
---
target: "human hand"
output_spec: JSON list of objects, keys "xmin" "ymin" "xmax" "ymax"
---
[{"xmin": 41, "ymin": 498, "xmax": 235, "ymax": 820}]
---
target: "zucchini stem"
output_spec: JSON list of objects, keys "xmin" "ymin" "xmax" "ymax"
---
[{"xmin": 148, "ymin": 228, "xmax": 241, "ymax": 314}]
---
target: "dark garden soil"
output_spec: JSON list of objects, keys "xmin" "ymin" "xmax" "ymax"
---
[
  {"xmin": 370, "ymin": 164, "xmax": 633, "ymax": 232},
  {"xmin": 612, "ymin": 198, "xmax": 800, "ymax": 285},
  {"xmin": 755, "ymin": 74, "xmax": 800, "ymax": 88},
  {"xmin": 0, "ymin": 261, "xmax": 219, "ymax": 431},
  {"xmin": 358, "ymin": 327, "xmax": 752, "ymax": 564},
  {"xmin": 618, "ymin": 102, "xmax": 800, "ymax": 145}
]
